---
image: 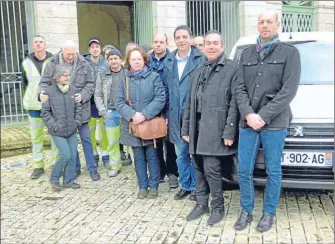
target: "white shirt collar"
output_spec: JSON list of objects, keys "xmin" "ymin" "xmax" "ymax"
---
[{"xmin": 175, "ymin": 48, "xmax": 192, "ymax": 61}]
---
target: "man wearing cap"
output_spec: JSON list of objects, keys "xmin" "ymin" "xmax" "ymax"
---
[
  {"xmin": 83, "ymin": 37, "xmax": 109, "ymax": 168},
  {"xmin": 95, "ymin": 48, "xmax": 125, "ymax": 177},
  {"xmin": 22, "ymin": 35, "xmax": 59, "ymax": 179},
  {"xmin": 38, "ymin": 40, "xmax": 100, "ymax": 181}
]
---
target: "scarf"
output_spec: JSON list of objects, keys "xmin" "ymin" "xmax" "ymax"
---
[
  {"xmin": 256, "ymin": 34, "xmax": 279, "ymax": 58},
  {"xmin": 131, "ymin": 66, "xmax": 148, "ymax": 78},
  {"xmin": 57, "ymin": 83, "xmax": 69, "ymax": 93}
]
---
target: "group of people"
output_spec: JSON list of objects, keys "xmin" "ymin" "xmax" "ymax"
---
[{"xmin": 22, "ymin": 10, "xmax": 300, "ymax": 231}]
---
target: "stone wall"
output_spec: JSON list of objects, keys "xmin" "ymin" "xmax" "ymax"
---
[
  {"xmin": 153, "ymin": 1, "xmax": 187, "ymax": 49},
  {"xmin": 34, "ymin": 1, "xmax": 79, "ymax": 54},
  {"xmin": 315, "ymin": 1, "xmax": 334, "ymax": 32}
]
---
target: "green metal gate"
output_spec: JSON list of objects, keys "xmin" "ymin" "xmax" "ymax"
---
[
  {"xmin": 186, "ymin": 1, "xmax": 240, "ymax": 55},
  {"xmin": 282, "ymin": 1, "xmax": 315, "ymax": 32},
  {"xmin": 133, "ymin": 1, "xmax": 154, "ymax": 45}
]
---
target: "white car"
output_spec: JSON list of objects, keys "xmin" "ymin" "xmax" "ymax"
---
[{"xmin": 226, "ymin": 32, "xmax": 334, "ymax": 190}]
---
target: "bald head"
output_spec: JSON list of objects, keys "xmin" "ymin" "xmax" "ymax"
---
[
  {"xmin": 152, "ymin": 33, "xmax": 168, "ymax": 57},
  {"xmin": 61, "ymin": 40, "xmax": 77, "ymax": 64},
  {"xmin": 258, "ymin": 9, "xmax": 279, "ymax": 22},
  {"xmin": 257, "ymin": 9, "xmax": 280, "ymax": 44}
]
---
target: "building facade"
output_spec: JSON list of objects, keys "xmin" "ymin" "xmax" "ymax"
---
[{"xmin": 1, "ymin": 1, "xmax": 334, "ymax": 124}]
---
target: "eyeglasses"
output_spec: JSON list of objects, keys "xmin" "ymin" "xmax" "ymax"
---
[{"xmin": 61, "ymin": 74, "xmax": 70, "ymax": 78}]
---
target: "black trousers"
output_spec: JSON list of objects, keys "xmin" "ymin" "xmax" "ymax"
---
[
  {"xmin": 157, "ymin": 140, "xmax": 178, "ymax": 178},
  {"xmin": 193, "ymin": 154, "xmax": 225, "ymax": 209}
]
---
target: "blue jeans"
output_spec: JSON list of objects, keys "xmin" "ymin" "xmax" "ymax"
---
[
  {"xmin": 132, "ymin": 145, "xmax": 160, "ymax": 190},
  {"xmin": 174, "ymin": 139, "xmax": 196, "ymax": 191},
  {"xmin": 51, "ymin": 133, "xmax": 77, "ymax": 184},
  {"xmin": 76, "ymin": 122, "xmax": 97, "ymax": 173},
  {"xmin": 238, "ymin": 128, "xmax": 287, "ymax": 215}
]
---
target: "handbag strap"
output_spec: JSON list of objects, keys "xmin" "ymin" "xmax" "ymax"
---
[{"xmin": 126, "ymin": 76, "xmax": 132, "ymax": 106}]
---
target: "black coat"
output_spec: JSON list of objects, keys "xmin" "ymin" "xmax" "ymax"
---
[
  {"xmin": 236, "ymin": 42, "xmax": 301, "ymax": 129},
  {"xmin": 41, "ymin": 82, "xmax": 81, "ymax": 137},
  {"xmin": 182, "ymin": 54, "xmax": 239, "ymax": 156}
]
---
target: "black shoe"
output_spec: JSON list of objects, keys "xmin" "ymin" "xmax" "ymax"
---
[
  {"xmin": 64, "ymin": 182, "xmax": 81, "ymax": 189},
  {"xmin": 168, "ymin": 174, "xmax": 179, "ymax": 189},
  {"xmin": 189, "ymin": 190, "xmax": 196, "ymax": 201},
  {"xmin": 90, "ymin": 171, "xmax": 100, "ymax": 181},
  {"xmin": 256, "ymin": 213, "xmax": 274, "ymax": 232},
  {"xmin": 174, "ymin": 189, "xmax": 191, "ymax": 200},
  {"xmin": 50, "ymin": 181, "xmax": 62, "ymax": 191},
  {"xmin": 159, "ymin": 175, "xmax": 165, "ymax": 183},
  {"xmin": 75, "ymin": 170, "xmax": 81, "ymax": 179},
  {"xmin": 121, "ymin": 152, "xmax": 132, "ymax": 166},
  {"xmin": 207, "ymin": 208, "xmax": 225, "ymax": 226},
  {"xmin": 234, "ymin": 210, "xmax": 253, "ymax": 231},
  {"xmin": 31, "ymin": 168, "xmax": 45, "ymax": 179},
  {"xmin": 187, "ymin": 204, "xmax": 209, "ymax": 221}
]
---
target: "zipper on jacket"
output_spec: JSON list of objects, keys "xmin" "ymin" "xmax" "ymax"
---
[{"xmin": 63, "ymin": 93, "xmax": 68, "ymax": 136}]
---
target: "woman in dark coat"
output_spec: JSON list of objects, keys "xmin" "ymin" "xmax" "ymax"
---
[
  {"xmin": 115, "ymin": 47, "xmax": 166, "ymax": 199},
  {"xmin": 41, "ymin": 65, "xmax": 82, "ymax": 191}
]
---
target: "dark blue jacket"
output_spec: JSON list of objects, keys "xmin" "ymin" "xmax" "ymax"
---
[
  {"xmin": 162, "ymin": 46, "xmax": 204, "ymax": 144},
  {"xmin": 149, "ymin": 50, "xmax": 170, "ymax": 82}
]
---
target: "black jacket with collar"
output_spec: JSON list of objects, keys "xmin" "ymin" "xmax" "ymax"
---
[
  {"xmin": 182, "ymin": 53, "xmax": 239, "ymax": 156},
  {"xmin": 236, "ymin": 42, "xmax": 301, "ymax": 129}
]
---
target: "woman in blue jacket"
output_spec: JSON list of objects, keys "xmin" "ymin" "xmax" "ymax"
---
[{"xmin": 115, "ymin": 47, "xmax": 166, "ymax": 199}]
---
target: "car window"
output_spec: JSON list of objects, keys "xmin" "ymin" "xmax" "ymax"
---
[
  {"xmin": 293, "ymin": 41, "xmax": 334, "ymax": 85},
  {"xmin": 233, "ymin": 41, "xmax": 334, "ymax": 85}
]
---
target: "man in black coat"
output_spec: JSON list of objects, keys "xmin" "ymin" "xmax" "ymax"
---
[
  {"xmin": 182, "ymin": 30, "xmax": 239, "ymax": 226},
  {"xmin": 234, "ymin": 10, "xmax": 301, "ymax": 232}
]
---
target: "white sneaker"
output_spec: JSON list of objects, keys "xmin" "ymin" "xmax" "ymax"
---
[{"xmin": 108, "ymin": 169, "xmax": 120, "ymax": 177}]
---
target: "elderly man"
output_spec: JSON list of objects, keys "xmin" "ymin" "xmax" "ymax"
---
[
  {"xmin": 83, "ymin": 37, "xmax": 109, "ymax": 168},
  {"xmin": 22, "ymin": 35, "xmax": 58, "ymax": 179},
  {"xmin": 235, "ymin": 10, "xmax": 300, "ymax": 232},
  {"xmin": 162, "ymin": 25, "xmax": 204, "ymax": 201},
  {"xmin": 39, "ymin": 40, "xmax": 100, "ymax": 181},
  {"xmin": 192, "ymin": 36, "xmax": 205, "ymax": 52},
  {"xmin": 149, "ymin": 33, "xmax": 179, "ymax": 187},
  {"xmin": 182, "ymin": 30, "xmax": 239, "ymax": 226}
]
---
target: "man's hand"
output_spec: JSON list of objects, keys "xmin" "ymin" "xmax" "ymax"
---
[
  {"xmin": 39, "ymin": 91, "xmax": 49, "ymax": 103},
  {"xmin": 132, "ymin": 112, "xmax": 146, "ymax": 125},
  {"xmin": 182, "ymin": 136, "xmax": 189, "ymax": 143},
  {"xmin": 224, "ymin": 139, "xmax": 234, "ymax": 146},
  {"xmin": 246, "ymin": 113, "xmax": 265, "ymax": 130},
  {"xmin": 75, "ymin": 93, "xmax": 82, "ymax": 103}
]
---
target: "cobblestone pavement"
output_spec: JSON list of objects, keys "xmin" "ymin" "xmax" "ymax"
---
[{"xmin": 1, "ymin": 148, "xmax": 334, "ymax": 244}]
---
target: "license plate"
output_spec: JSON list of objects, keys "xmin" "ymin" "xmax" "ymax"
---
[{"xmin": 281, "ymin": 152, "xmax": 333, "ymax": 167}]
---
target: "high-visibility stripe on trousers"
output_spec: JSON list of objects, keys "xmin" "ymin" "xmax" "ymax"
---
[
  {"xmin": 29, "ymin": 116, "xmax": 59, "ymax": 168},
  {"xmin": 88, "ymin": 117, "xmax": 108, "ymax": 156}
]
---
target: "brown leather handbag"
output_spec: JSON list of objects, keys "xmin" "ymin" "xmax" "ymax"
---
[{"xmin": 125, "ymin": 77, "xmax": 167, "ymax": 148}]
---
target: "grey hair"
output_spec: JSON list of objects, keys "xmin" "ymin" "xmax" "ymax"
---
[{"xmin": 61, "ymin": 40, "xmax": 77, "ymax": 50}]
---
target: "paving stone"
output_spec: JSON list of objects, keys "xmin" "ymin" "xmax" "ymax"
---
[{"xmin": 1, "ymin": 149, "xmax": 334, "ymax": 244}]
